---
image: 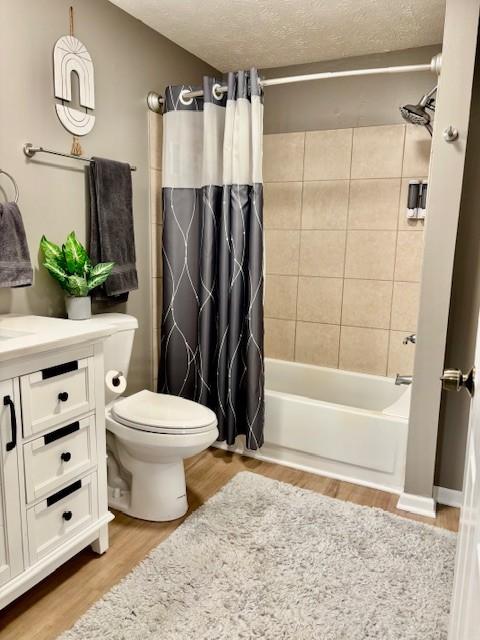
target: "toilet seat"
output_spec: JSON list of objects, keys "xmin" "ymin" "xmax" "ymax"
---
[{"xmin": 111, "ymin": 389, "xmax": 218, "ymax": 435}]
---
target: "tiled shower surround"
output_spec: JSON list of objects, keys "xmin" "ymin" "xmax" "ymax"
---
[
  {"xmin": 263, "ymin": 124, "xmax": 430, "ymax": 377},
  {"xmin": 150, "ymin": 118, "xmax": 429, "ymax": 382}
]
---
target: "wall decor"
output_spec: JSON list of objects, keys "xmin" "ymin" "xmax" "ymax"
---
[
  {"xmin": 53, "ymin": 35, "xmax": 95, "ymax": 137},
  {"xmin": 53, "ymin": 8, "xmax": 95, "ymax": 154}
]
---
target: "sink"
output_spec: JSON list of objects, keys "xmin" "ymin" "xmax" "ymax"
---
[{"xmin": 0, "ymin": 328, "xmax": 34, "ymax": 341}]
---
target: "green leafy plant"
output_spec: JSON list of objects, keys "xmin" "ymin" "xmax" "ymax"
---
[{"xmin": 40, "ymin": 231, "xmax": 114, "ymax": 297}]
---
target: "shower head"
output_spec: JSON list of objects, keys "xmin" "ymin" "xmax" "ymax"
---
[
  {"xmin": 399, "ymin": 85, "xmax": 437, "ymax": 136},
  {"xmin": 399, "ymin": 103, "xmax": 433, "ymax": 133}
]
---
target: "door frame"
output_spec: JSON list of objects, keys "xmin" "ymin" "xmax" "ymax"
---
[{"xmin": 398, "ymin": 0, "xmax": 480, "ymax": 517}]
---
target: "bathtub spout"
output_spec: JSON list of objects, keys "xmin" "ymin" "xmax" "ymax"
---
[{"xmin": 395, "ymin": 374, "xmax": 413, "ymax": 386}]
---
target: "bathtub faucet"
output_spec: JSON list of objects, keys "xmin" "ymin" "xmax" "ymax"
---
[
  {"xmin": 403, "ymin": 334, "xmax": 416, "ymax": 345},
  {"xmin": 395, "ymin": 374, "xmax": 413, "ymax": 386}
]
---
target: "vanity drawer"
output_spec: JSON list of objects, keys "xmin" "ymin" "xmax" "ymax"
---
[
  {"xmin": 23, "ymin": 417, "xmax": 97, "ymax": 503},
  {"xmin": 21, "ymin": 358, "xmax": 94, "ymax": 436},
  {"xmin": 27, "ymin": 474, "xmax": 98, "ymax": 564}
]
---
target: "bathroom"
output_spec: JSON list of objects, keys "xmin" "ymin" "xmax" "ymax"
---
[{"xmin": 0, "ymin": 0, "xmax": 479, "ymax": 637}]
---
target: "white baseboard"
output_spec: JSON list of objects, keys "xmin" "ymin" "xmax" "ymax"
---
[
  {"xmin": 434, "ymin": 485, "xmax": 463, "ymax": 508},
  {"xmin": 396, "ymin": 492, "xmax": 437, "ymax": 518}
]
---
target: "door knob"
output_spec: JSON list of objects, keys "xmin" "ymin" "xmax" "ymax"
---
[{"xmin": 441, "ymin": 367, "xmax": 475, "ymax": 397}]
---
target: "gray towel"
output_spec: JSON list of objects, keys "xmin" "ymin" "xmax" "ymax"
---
[
  {"xmin": 89, "ymin": 157, "xmax": 138, "ymax": 301},
  {"xmin": 0, "ymin": 202, "xmax": 33, "ymax": 288}
]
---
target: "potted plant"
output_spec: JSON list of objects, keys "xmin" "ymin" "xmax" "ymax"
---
[{"xmin": 40, "ymin": 231, "xmax": 114, "ymax": 320}]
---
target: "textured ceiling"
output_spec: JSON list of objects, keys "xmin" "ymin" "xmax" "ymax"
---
[{"xmin": 109, "ymin": 0, "xmax": 445, "ymax": 71}]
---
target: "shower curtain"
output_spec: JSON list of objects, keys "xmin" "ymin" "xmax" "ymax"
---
[{"xmin": 159, "ymin": 70, "xmax": 264, "ymax": 450}]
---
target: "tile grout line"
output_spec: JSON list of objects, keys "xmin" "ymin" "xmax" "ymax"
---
[
  {"xmin": 338, "ymin": 128, "xmax": 355, "ymax": 370},
  {"xmin": 266, "ymin": 225, "xmax": 423, "ymax": 232},
  {"xmin": 264, "ymin": 315, "xmax": 412, "ymax": 334},
  {"xmin": 386, "ymin": 125, "xmax": 407, "ymax": 377},
  {"xmin": 292, "ymin": 132, "xmax": 306, "ymax": 362},
  {"xmin": 264, "ymin": 175, "xmax": 429, "ymax": 184},
  {"xmin": 265, "ymin": 271, "xmax": 421, "ymax": 284}
]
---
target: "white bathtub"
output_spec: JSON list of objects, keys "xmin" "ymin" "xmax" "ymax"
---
[{"xmin": 214, "ymin": 358, "xmax": 411, "ymax": 493}]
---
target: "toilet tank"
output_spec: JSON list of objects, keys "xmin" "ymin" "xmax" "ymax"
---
[{"xmin": 90, "ymin": 313, "xmax": 138, "ymax": 387}]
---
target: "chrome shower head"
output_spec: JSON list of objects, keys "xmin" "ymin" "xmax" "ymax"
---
[
  {"xmin": 399, "ymin": 85, "xmax": 437, "ymax": 136},
  {"xmin": 399, "ymin": 103, "xmax": 433, "ymax": 133}
]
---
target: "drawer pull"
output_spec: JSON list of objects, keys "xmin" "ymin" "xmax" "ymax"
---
[
  {"xmin": 42, "ymin": 360, "xmax": 78, "ymax": 380},
  {"xmin": 47, "ymin": 479, "xmax": 81, "ymax": 507},
  {"xmin": 44, "ymin": 421, "xmax": 80, "ymax": 445},
  {"xmin": 61, "ymin": 451, "xmax": 72, "ymax": 462},
  {"xmin": 62, "ymin": 510, "xmax": 73, "ymax": 521},
  {"xmin": 58, "ymin": 392, "xmax": 69, "ymax": 402},
  {"xmin": 3, "ymin": 395, "xmax": 17, "ymax": 452}
]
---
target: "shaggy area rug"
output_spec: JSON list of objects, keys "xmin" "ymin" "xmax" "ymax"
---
[{"xmin": 59, "ymin": 472, "xmax": 456, "ymax": 640}]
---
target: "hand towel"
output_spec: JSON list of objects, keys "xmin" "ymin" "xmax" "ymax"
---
[
  {"xmin": 0, "ymin": 201, "xmax": 33, "ymax": 287},
  {"xmin": 89, "ymin": 157, "xmax": 138, "ymax": 301}
]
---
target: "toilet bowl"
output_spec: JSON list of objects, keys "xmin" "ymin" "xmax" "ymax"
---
[
  {"xmin": 89, "ymin": 313, "xmax": 218, "ymax": 522},
  {"xmin": 106, "ymin": 390, "xmax": 218, "ymax": 521}
]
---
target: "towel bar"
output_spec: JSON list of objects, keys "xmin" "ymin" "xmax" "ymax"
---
[{"xmin": 23, "ymin": 143, "xmax": 137, "ymax": 172}]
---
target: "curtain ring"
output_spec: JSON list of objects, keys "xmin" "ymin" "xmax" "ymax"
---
[
  {"xmin": 212, "ymin": 83, "xmax": 224, "ymax": 101},
  {"xmin": 179, "ymin": 88, "xmax": 194, "ymax": 106},
  {"xmin": 0, "ymin": 169, "xmax": 19, "ymax": 204}
]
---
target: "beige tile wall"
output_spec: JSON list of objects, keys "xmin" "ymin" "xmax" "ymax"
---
[
  {"xmin": 264, "ymin": 123, "xmax": 430, "ymax": 377},
  {"xmin": 148, "ymin": 111, "xmax": 163, "ymax": 390}
]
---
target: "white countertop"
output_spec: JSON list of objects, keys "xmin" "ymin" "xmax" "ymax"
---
[{"xmin": 0, "ymin": 315, "xmax": 115, "ymax": 363}]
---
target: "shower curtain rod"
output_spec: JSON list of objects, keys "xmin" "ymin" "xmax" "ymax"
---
[{"xmin": 147, "ymin": 54, "xmax": 442, "ymax": 113}]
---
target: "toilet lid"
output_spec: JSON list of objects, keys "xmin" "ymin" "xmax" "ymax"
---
[{"xmin": 112, "ymin": 389, "xmax": 217, "ymax": 433}]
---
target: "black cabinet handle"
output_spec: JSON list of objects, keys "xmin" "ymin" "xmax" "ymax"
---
[
  {"xmin": 62, "ymin": 510, "xmax": 73, "ymax": 521},
  {"xmin": 47, "ymin": 479, "xmax": 81, "ymax": 507},
  {"xmin": 44, "ymin": 421, "xmax": 80, "ymax": 445},
  {"xmin": 58, "ymin": 392, "xmax": 69, "ymax": 402},
  {"xmin": 60, "ymin": 451, "xmax": 72, "ymax": 462},
  {"xmin": 3, "ymin": 395, "xmax": 17, "ymax": 452},
  {"xmin": 42, "ymin": 360, "xmax": 78, "ymax": 380}
]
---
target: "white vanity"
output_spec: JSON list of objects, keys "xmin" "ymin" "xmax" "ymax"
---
[{"xmin": 0, "ymin": 314, "xmax": 114, "ymax": 609}]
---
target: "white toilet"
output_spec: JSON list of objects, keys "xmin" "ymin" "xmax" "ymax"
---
[{"xmin": 94, "ymin": 313, "xmax": 218, "ymax": 522}]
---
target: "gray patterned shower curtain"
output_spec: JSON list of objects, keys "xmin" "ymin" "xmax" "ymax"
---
[{"xmin": 159, "ymin": 70, "xmax": 264, "ymax": 450}]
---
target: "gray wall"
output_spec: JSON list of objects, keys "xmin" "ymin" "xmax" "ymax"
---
[
  {"xmin": 435, "ymin": 41, "xmax": 480, "ymax": 491},
  {"xmin": 262, "ymin": 46, "xmax": 441, "ymax": 134},
  {"xmin": 0, "ymin": 0, "xmax": 216, "ymax": 393}
]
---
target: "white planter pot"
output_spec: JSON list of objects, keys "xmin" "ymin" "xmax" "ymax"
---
[{"xmin": 65, "ymin": 296, "xmax": 91, "ymax": 320}]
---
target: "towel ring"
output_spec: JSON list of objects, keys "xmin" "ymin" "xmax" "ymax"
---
[{"xmin": 0, "ymin": 169, "xmax": 19, "ymax": 204}]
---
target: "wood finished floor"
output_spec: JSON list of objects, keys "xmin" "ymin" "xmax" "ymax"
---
[{"xmin": 0, "ymin": 448, "xmax": 459, "ymax": 640}]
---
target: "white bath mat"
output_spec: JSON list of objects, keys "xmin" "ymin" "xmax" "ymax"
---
[{"xmin": 59, "ymin": 472, "xmax": 456, "ymax": 640}]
